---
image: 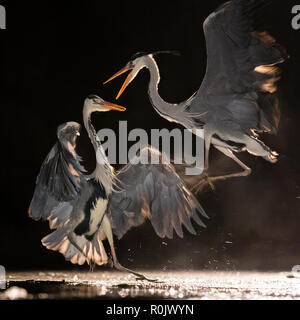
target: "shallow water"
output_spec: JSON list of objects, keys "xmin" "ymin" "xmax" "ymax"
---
[{"xmin": 1, "ymin": 271, "xmax": 300, "ymax": 300}]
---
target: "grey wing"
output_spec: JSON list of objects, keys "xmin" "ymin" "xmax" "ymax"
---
[
  {"xmin": 29, "ymin": 137, "xmax": 86, "ymax": 228},
  {"xmin": 109, "ymin": 147, "xmax": 208, "ymax": 240},
  {"xmin": 190, "ymin": 0, "xmax": 287, "ymax": 132}
]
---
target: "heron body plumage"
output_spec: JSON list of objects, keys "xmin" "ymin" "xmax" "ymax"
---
[{"xmin": 73, "ymin": 178, "xmax": 107, "ymax": 240}]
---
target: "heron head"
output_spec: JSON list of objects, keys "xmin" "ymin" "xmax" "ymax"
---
[
  {"xmin": 103, "ymin": 54, "xmax": 150, "ymax": 100},
  {"xmin": 83, "ymin": 94, "xmax": 126, "ymax": 113},
  {"xmin": 103, "ymin": 51, "xmax": 180, "ymax": 99},
  {"xmin": 57, "ymin": 121, "xmax": 81, "ymax": 145}
]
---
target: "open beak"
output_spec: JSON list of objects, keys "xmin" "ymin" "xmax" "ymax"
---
[
  {"xmin": 101, "ymin": 101, "xmax": 126, "ymax": 111},
  {"xmin": 103, "ymin": 65, "xmax": 134, "ymax": 100}
]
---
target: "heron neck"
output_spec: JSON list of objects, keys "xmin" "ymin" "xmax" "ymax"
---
[
  {"xmin": 145, "ymin": 56, "xmax": 194, "ymax": 128},
  {"xmin": 83, "ymin": 111, "xmax": 101, "ymax": 152},
  {"xmin": 146, "ymin": 56, "xmax": 178, "ymax": 115},
  {"xmin": 83, "ymin": 110, "xmax": 114, "ymax": 195}
]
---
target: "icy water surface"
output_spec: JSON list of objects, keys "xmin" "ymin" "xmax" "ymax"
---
[{"xmin": 1, "ymin": 271, "xmax": 300, "ymax": 300}]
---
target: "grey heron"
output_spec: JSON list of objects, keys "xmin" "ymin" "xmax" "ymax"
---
[
  {"xmin": 104, "ymin": 0, "xmax": 288, "ymax": 190},
  {"xmin": 28, "ymin": 95, "xmax": 207, "ymax": 279}
]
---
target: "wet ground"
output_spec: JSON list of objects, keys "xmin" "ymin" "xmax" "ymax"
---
[{"xmin": 1, "ymin": 271, "xmax": 300, "ymax": 300}]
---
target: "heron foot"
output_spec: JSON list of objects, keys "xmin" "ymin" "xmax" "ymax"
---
[
  {"xmin": 263, "ymin": 150, "xmax": 278, "ymax": 163},
  {"xmin": 191, "ymin": 171, "xmax": 215, "ymax": 194},
  {"xmin": 134, "ymin": 273, "xmax": 161, "ymax": 283},
  {"xmin": 114, "ymin": 261, "xmax": 160, "ymax": 283},
  {"xmin": 205, "ymin": 173, "xmax": 215, "ymax": 190}
]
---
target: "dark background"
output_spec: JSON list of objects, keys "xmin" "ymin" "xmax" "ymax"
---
[{"xmin": 0, "ymin": 0, "xmax": 299, "ymax": 271}]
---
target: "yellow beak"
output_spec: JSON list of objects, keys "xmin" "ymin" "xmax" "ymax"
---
[
  {"xmin": 103, "ymin": 66, "xmax": 134, "ymax": 100},
  {"xmin": 102, "ymin": 101, "xmax": 126, "ymax": 111}
]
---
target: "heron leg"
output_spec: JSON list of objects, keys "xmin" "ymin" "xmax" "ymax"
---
[
  {"xmin": 102, "ymin": 214, "xmax": 158, "ymax": 282},
  {"xmin": 192, "ymin": 127, "xmax": 277, "ymax": 191},
  {"xmin": 208, "ymin": 146, "xmax": 252, "ymax": 182},
  {"xmin": 110, "ymin": 246, "xmax": 158, "ymax": 282},
  {"xmin": 204, "ymin": 129, "xmax": 213, "ymax": 171},
  {"xmin": 191, "ymin": 146, "xmax": 251, "ymax": 193},
  {"xmin": 201, "ymin": 129, "xmax": 215, "ymax": 190},
  {"xmin": 242, "ymin": 135, "xmax": 278, "ymax": 163},
  {"xmin": 210, "ymin": 134, "xmax": 278, "ymax": 181}
]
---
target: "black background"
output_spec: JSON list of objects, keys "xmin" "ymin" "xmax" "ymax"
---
[{"xmin": 0, "ymin": 0, "xmax": 299, "ymax": 271}]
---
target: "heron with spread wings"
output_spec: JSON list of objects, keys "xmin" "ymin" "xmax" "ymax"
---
[
  {"xmin": 104, "ymin": 0, "xmax": 288, "ymax": 190},
  {"xmin": 28, "ymin": 95, "xmax": 207, "ymax": 280}
]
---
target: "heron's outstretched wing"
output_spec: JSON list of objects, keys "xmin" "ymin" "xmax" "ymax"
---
[
  {"xmin": 29, "ymin": 122, "xmax": 87, "ymax": 228},
  {"xmin": 190, "ymin": 0, "xmax": 288, "ymax": 132},
  {"xmin": 108, "ymin": 147, "xmax": 207, "ymax": 240}
]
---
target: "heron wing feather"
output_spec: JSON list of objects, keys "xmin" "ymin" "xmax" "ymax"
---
[
  {"xmin": 108, "ymin": 147, "xmax": 207, "ymax": 240},
  {"xmin": 190, "ymin": 0, "xmax": 287, "ymax": 132},
  {"xmin": 29, "ymin": 135, "xmax": 87, "ymax": 227}
]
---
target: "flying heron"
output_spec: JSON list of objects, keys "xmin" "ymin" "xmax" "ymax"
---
[
  {"xmin": 28, "ymin": 95, "xmax": 207, "ymax": 280},
  {"xmin": 104, "ymin": 0, "xmax": 288, "ymax": 190}
]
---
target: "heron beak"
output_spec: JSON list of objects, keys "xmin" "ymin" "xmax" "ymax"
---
[
  {"xmin": 102, "ymin": 101, "xmax": 126, "ymax": 111},
  {"xmin": 103, "ymin": 65, "xmax": 134, "ymax": 100}
]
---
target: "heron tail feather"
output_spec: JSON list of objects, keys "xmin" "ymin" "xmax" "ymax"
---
[{"xmin": 41, "ymin": 227, "xmax": 109, "ymax": 266}]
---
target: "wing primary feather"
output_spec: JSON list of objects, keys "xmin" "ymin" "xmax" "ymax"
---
[{"xmin": 109, "ymin": 146, "xmax": 207, "ymax": 239}]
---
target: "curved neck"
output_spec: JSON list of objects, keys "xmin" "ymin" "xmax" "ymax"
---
[
  {"xmin": 83, "ymin": 109, "xmax": 115, "ymax": 195},
  {"xmin": 144, "ymin": 55, "xmax": 195, "ymax": 129},
  {"xmin": 146, "ymin": 56, "xmax": 178, "ymax": 113}
]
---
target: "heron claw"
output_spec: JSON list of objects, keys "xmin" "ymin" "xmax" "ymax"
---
[
  {"xmin": 264, "ymin": 151, "xmax": 278, "ymax": 163},
  {"xmin": 113, "ymin": 260, "xmax": 161, "ymax": 283},
  {"xmin": 134, "ymin": 274, "xmax": 161, "ymax": 283},
  {"xmin": 205, "ymin": 174, "xmax": 215, "ymax": 191},
  {"xmin": 191, "ymin": 171, "xmax": 215, "ymax": 193}
]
